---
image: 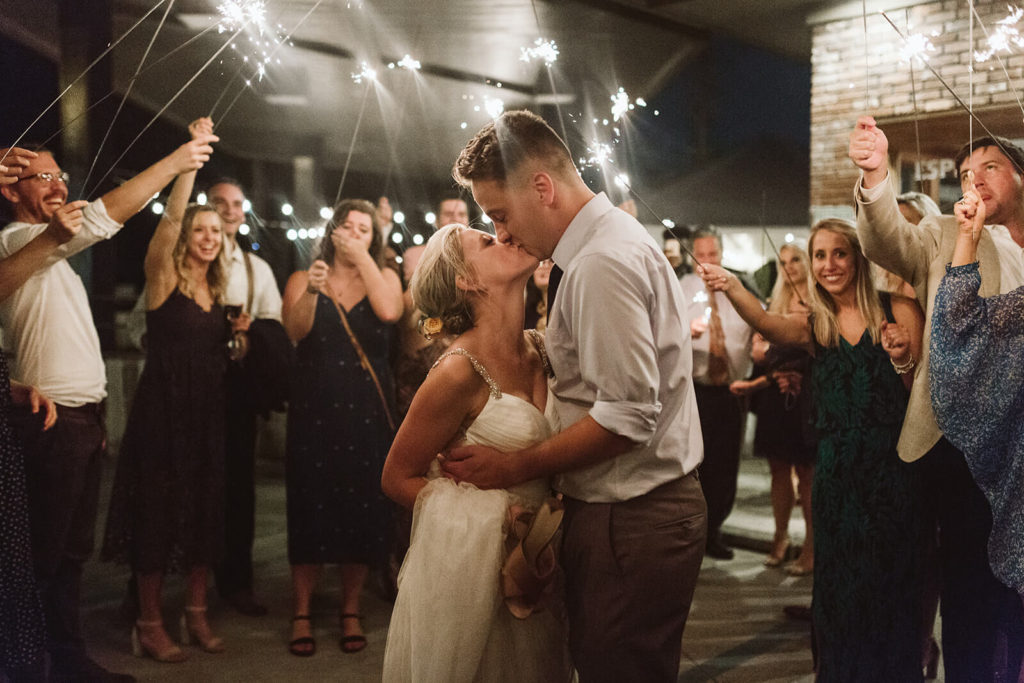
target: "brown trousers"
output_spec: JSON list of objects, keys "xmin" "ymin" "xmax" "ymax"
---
[{"xmin": 561, "ymin": 472, "xmax": 707, "ymax": 682}]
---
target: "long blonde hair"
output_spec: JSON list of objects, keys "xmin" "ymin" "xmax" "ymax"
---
[
  {"xmin": 768, "ymin": 242, "xmax": 808, "ymax": 314},
  {"xmin": 806, "ymin": 218, "xmax": 885, "ymax": 348},
  {"xmin": 173, "ymin": 204, "xmax": 228, "ymax": 304}
]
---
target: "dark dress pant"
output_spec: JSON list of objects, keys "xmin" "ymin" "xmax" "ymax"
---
[
  {"xmin": 561, "ymin": 473, "xmax": 707, "ymax": 683},
  {"xmin": 694, "ymin": 384, "xmax": 744, "ymax": 541},
  {"xmin": 12, "ymin": 403, "xmax": 105, "ymax": 671},
  {"xmin": 916, "ymin": 437, "xmax": 1024, "ymax": 682}
]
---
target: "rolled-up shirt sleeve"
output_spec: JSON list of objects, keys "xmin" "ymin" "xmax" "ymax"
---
[
  {"xmin": 567, "ymin": 251, "xmax": 662, "ymax": 445},
  {"xmin": 0, "ymin": 198, "xmax": 121, "ymax": 264}
]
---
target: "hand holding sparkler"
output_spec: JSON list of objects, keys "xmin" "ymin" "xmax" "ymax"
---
[
  {"xmin": 188, "ymin": 116, "xmax": 215, "ymax": 140},
  {"xmin": 0, "ymin": 148, "xmax": 38, "ymax": 185},
  {"xmin": 44, "ymin": 200, "xmax": 89, "ymax": 246},
  {"xmin": 305, "ymin": 259, "xmax": 329, "ymax": 295},
  {"xmin": 698, "ymin": 262, "xmax": 741, "ymax": 295},
  {"xmin": 848, "ymin": 116, "xmax": 890, "ymax": 189},
  {"xmin": 952, "ymin": 176, "xmax": 985, "ymax": 267}
]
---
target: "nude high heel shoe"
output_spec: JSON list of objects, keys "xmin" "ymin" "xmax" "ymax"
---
[
  {"xmin": 180, "ymin": 605, "xmax": 226, "ymax": 653},
  {"xmin": 131, "ymin": 620, "xmax": 188, "ymax": 662}
]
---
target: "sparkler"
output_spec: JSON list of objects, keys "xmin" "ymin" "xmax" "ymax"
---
[
  {"xmin": 79, "ymin": 0, "xmax": 177, "ymax": 198},
  {"xmin": 388, "ymin": 54, "xmax": 421, "ymax": 71},
  {"xmin": 0, "ymin": 0, "xmax": 171, "ymax": 168},
  {"xmin": 484, "ymin": 96, "xmax": 505, "ymax": 119},
  {"xmin": 898, "ymin": 31, "xmax": 937, "ymax": 65},
  {"xmin": 351, "ymin": 62, "xmax": 378, "ymax": 84},
  {"xmin": 879, "ymin": 11, "xmax": 1024, "ymax": 176},
  {"xmin": 973, "ymin": 6, "xmax": 1024, "ymax": 62},
  {"xmin": 85, "ymin": 25, "xmax": 245, "ymax": 199},
  {"xmin": 217, "ymin": 0, "xmax": 268, "ymax": 34},
  {"xmin": 520, "ymin": 38, "xmax": 559, "ymax": 67},
  {"xmin": 610, "ymin": 87, "xmax": 646, "ymax": 122}
]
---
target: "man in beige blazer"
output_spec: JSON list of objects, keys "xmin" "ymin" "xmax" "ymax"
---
[{"xmin": 849, "ymin": 115, "xmax": 1024, "ymax": 681}]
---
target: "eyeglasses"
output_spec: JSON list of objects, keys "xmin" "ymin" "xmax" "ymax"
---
[{"xmin": 17, "ymin": 172, "xmax": 70, "ymax": 185}]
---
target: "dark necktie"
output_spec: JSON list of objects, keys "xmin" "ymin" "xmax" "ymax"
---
[{"xmin": 547, "ymin": 264, "xmax": 563, "ymax": 313}]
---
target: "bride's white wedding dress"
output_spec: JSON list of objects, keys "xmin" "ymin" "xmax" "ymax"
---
[{"xmin": 382, "ymin": 343, "xmax": 572, "ymax": 682}]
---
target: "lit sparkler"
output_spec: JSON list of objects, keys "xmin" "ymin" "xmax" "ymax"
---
[
  {"xmin": 351, "ymin": 61, "xmax": 378, "ymax": 84},
  {"xmin": 520, "ymin": 38, "xmax": 559, "ymax": 67},
  {"xmin": 484, "ymin": 96, "xmax": 505, "ymax": 119},
  {"xmin": 396, "ymin": 54, "xmax": 421, "ymax": 71},
  {"xmin": 898, "ymin": 31, "xmax": 937, "ymax": 64},
  {"xmin": 217, "ymin": 0, "xmax": 268, "ymax": 34},
  {"xmin": 975, "ymin": 6, "xmax": 1024, "ymax": 63},
  {"xmin": 611, "ymin": 87, "xmax": 646, "ymax": 122}
]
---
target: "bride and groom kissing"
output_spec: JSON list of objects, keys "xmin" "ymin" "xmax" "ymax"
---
[{"xmin": 381, "ymin": 109, "xmax": 708, "ymax": 683}]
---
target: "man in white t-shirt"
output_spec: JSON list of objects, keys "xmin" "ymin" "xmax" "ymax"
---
[{"xmin": 0, "ymin": 133, "xmax": 215, "ymax": 683}]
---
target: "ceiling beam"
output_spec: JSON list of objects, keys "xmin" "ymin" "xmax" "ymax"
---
[{"xmin": 555, "ymin": 0, "xmax": 710, "ymax": 41}]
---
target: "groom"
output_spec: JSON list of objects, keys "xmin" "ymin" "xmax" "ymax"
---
[{"xmin": 444, "ymin": 110, "xmax": 707, "ymax": 682}]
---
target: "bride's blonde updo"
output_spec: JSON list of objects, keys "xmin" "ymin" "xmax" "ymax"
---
[{"xmin": 410, "ymin": 223, "xmax": 477, "ymax": 337}]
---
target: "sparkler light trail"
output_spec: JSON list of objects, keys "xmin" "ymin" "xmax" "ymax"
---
[
  {"xmin": 0, "ymin": 0, "xmax": 171, "ymax": 168},
  {"xmin": 610, "ymin": 87, "xmax": 646, "ymax": 122},
  {"xmin": 85, "ymin": 26, "xmax": 246, "ymax": 199},
  {"xmin": 79, "ymin": 0, "xmax": 177, "ymax": 198},
  {"xmin": 351, "ymin": 61, "xmax": 378, "ymax": 84},
  {"xmin": 333, "ymin": 86, "xmax": 373, "ymax": 206},
  {"xmin": 898, "ymin": 31, "xmax": 937, "ymax": 64}
]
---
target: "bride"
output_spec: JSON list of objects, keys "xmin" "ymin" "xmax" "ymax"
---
[{"xmin": 381, "ymin": 224, "xmax": 572, "ymax": 682}]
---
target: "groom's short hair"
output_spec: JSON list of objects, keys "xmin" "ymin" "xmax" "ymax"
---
[{"xmin": 453, "ymin": 109, "xmax": 575, "ymax": 187}]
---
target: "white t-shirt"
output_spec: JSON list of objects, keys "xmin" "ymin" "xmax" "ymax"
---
[{"xmin": 0, "ymin": 199, "xmax": 121, "ymax": 406}]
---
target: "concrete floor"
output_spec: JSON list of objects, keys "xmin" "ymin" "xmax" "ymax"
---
[{"xmin": 75, "ymin": 451, "xmax": 941, "ymax": 682}]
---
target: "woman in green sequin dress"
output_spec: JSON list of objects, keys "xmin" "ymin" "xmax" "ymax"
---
[{"xmin": 700, "ymin": 219, "xmax": 928, "ymax": 681}]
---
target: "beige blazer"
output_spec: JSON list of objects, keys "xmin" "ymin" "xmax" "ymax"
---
[{"xmin": 856, "ymin": 180, "xmax": 1002, "ymax": 462}]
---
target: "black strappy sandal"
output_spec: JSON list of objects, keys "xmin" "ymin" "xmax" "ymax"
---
[
  {"xmin": 339, "ymin": 613, "xmax": 367, "ymax": 653},
  {"xmin": 288, "ymin": 615, "xmax": 316, "ymax": 657}
]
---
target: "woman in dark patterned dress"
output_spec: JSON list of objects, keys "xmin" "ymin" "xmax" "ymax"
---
[
  {"xmin": 701, "ymin": 218, "xmax": 929, "ymax": 681},
  {"xmin": 102, "ymin": 118, "xmax": 235, "ymax": 662},
  {"xmin": 281, "ymin": 198, "xmax": 403, "ymax": 656},
  {"xmin": 0, "ymin": 147, "xmax": 62, "ymax": 681}
]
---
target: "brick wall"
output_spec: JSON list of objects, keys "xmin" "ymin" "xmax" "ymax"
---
[{"xmin": 810, "ymin": 0, "xmax": 1024, "ymax": 213}]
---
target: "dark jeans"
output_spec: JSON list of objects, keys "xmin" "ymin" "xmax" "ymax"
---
[
  {"xmin": 694, "ymin": 384, "xmax": 745, "ymax": 541},
  {"xmin": 561, "ymin": 473, "xmax": 707, "ymax": 683},
  {"xmin": 12, "ymin": 403, "xmax": 105, "ymax": 670},
  {"xmin": 915, "ymin": 437, "xmax": 1024, "ymax": 682},
  {"xmin": 215, "ymin": 371, "xmax": 258, "ymax": 597}
]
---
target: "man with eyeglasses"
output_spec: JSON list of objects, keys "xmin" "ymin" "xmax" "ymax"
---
[{"xmin": 0, "ymin": 134, "xmax": 215, "ymax": 683}]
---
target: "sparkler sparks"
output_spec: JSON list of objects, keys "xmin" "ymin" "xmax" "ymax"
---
[
  {"xmin": 351, "ymin": 61, "xmax": 378, "ymax": 84},
  {"xmin": 387, "ymin": 55, "xmax": 421, "ymax": 70},
  {"xmin": 975, "ymin": 6, "xmax": 1024, "ymax": 63},
  {"xmin": 217, "ymin": 0, "xmax": 267, "ymax": 33},
  {"xmin": 611, "ymin": 87, "xmax": 646, "ymax": 122},
  {"xmin": 579, "ymin": 140, "xmax": 614, "ymax": 168},
  {"xmin": 898, "ymin": 31, "xmax": 938, "ymax": 64},
  {"xmin": 484, "ymin": 96, "xmax": 505, "ymax": 119},
  {"xmin": 520, "ymin": 38, "xmax": 559, "ymax": 67}
]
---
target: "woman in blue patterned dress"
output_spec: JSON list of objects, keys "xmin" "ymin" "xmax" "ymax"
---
[
  {"xmin": 930, "ymin": 183, "xmax": 1024, "ymax": 603},
  {"xmin": 700, "ymin": 218, "xmax": 928, "ymax": 681}
]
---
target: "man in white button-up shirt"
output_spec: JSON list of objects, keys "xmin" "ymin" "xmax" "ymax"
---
[
  {"xmin": 0, "ymin": 134, "xmax": 215, "ymax": 683},
  {"xmin": 446, "ymin": 110, "xmax": 707, "ymax": 683},
  {"xmin": 205, "ymin": 179, "xmax": 282, "ymax": 617}
]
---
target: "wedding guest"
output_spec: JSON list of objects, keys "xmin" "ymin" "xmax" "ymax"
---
[
  {"xmin": 381, "ymin": 224, "xmax": 571, "ymax": 681},
  {"xmin": 700, "ymin": 218, "xmax": 927, "ymax": 679},
  {"xmin": 281, "ymin": 198, "xmax": 402, "ymax": 656},
  {"xmin": 680, "ymin": 229, "xmax": 754, "ymax": 560},
  {"xmin": 523, "ymin": 259, "xmax": 553, "ymax": 330},
  {"xmin": 850, "ymin": 116, "xmax": 1024, "ymax": 679},
  {"xmin": 0, "ymin": 146, "xmax": 64, "ymax": 683},
  {"xmin": 728, "ymin": 242, "xmax": 815, "ymax": 575},
  {"xmin": 0, "ymin": 124, "xmax": 215, "ymax": 683},
  {"xmin": 931, "ymin": 183, "xmax": 1024, "ymax": 604},
  {"xmin": 103, "ymin": 118, "xmax": 234, "ymax": 663}
]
